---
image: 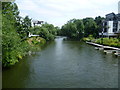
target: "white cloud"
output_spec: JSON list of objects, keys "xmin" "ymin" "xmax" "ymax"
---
[
  {"xmin": 16, "ymin": 0, "xmax": 119, "ymax": 27},
  {"xmin": 16, "ymin": 0, "xmax": 37, "ymax": 10}
]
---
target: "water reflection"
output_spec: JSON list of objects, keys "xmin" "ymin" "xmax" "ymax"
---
[{"xmin": 3, "ymin": 37, "xmax": 118, "ymax": 88}]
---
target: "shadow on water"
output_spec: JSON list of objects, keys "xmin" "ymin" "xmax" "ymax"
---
[{"xmin": 2, "ymin": 37, "xmax": 118, "ymax": 88}]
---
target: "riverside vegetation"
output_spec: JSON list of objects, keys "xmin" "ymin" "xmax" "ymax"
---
[
  {"xmin": 59, "ymin": 17, "xmax": 120, "ymax": 48},
  {"xmin": 2, "ymin": 2, "xmax": 58, "ymax": 67},
  {"xmin": 2, "ymin": 2, "xmax": 120, "ymax": 67},
  {"xmin": 83, "ymin": 35, "xmax": 120, "ymax": 48}
]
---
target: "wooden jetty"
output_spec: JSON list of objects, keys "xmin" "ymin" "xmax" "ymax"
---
[
  {"xmin": 104, "ymin": 50, "xmax": 116, "ymax": 54},
  {"xmin": 114, "ymin": 50, "xmax": 120, "ymax": 56},
  {"xmin": 86, "ymin": 41, "xmax": 120, "ymax": 56},
  {"xmin": 86, "ymin": 42, "xmax": 104, "ymax": 47}
]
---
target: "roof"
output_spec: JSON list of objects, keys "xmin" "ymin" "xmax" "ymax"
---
[
  {"xmin": 105, "ymin": 12, "xmax": 120, "ymax": 21},
  {"xmin": 106, "ymin": 12, "xmax": 116, "ymax": 17}
]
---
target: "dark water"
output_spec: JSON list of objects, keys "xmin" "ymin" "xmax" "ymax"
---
[{"xmin": 3, "ymin": 37, "xmax": 118, "ymax": 88}]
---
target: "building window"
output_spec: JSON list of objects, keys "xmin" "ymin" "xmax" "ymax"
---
[
  {"xmin": 104, "ymin": 28, "xmax": 107, "ymax": 32},
  {"xmin": 104, "ymin": 22, "xmax": 107, "ymax": 32},
  {"xmin": 113, "ymin": 22, "xmax": 117, "ymax": 32}
]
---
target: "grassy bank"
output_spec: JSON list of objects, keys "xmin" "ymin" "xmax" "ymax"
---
[
  {"xmin": 83, "ymin": 35, "xmax": 120, "ymax": 48},
  {"xmin": 94, "ymin": 38, "xmax": 120, "ymax": 48}
]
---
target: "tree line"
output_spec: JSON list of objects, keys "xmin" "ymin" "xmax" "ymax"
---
[
  {"xmin": 30, "ymin": 23, "xmax": 59, "ymax": 41},
  {"xmin": 58, "ymin": 17, "xmax": 104, "ymax": 40}
]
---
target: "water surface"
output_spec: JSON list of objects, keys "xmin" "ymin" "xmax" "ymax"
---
[{"xmin": 3, "ymin": 37, "xmax": 118, "ymax": 88}]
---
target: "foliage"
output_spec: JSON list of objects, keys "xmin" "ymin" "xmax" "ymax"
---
[
  {"xmin": 30, "ymin": 23, "xmax": 58, "ymax": 41},
  {"xmin": 2, "ymin": 2, "xmax": 30, "ymax": 67},
  {"xmin": 16, "ymin": 16, "xmax": 32, "ymax": 39},
  {"xmin": 2, "ymin": 2, "xmax": 37, "ymax": 67},
  {"xmin": 94, "ymin": 16, "xmax": 104, "ymax": 33},
  {"xmin": 2, "ymin": 2, "xmax": 57, "ymax": 67},
  {"xmin": 95, "ymin": 38, "xmax": 120, "ymax": 48},
  {"xmin": 83, "ymin": 18, "xmax": 98, "ymax": 38},
  {"xmin": 83, "ymin": 35, "xmax": 95, "ymax": 42},
  {"xmin": 60, "ymin": 19, "xmax": 84, "ymax": 40},
  {"xmin": 27, "ymin": 37, "xmax": 46, "ymax": 47},
  {"xmin": 59, "ymin": 17, "xmax": 104, "ymax": 40}
]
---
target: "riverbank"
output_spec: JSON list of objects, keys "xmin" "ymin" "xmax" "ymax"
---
[
  {"xmin": 83, "ymin": 36, "xmax": 120, "ymax": 56},
  {"xmin": 86, "ymin": 41, "xmax": 120, "ymax": 56},
  {"xmin": 94, "ymin": 38, "xmax": 120, "ymax": 48},
  {"xmin": 2, "ymin": 36, "xmax": 46, "ymax": 68},
  {"xmin": 83, "ymin": 36, "xmax": 120, "ymax": 48},
  {"xmin": 27, "ymin": 36, "xmax": 46, "ymax": 50}
]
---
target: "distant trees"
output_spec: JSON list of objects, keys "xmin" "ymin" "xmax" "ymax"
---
[
  {"xmin": 21, "ymin": 16, "xmax": 32, "ymax": 38},
  {"xmin": 74, "ymin": 19, "xmax": 84, "ymax": 39},
  {"xmin": 94, "ymin": 16, "xmax": 104, "ymax": 33},
  {"xmin": 83, "ymin": 18, "xmax": 98, "ymax": 38},
  {"xmin": 15, "ymin": 16, "xmax": 32, "ymax": 39},
  {"xmin": 60, "ymin": 19, "xmax": 84, "ymax": 39},
  {"xmin": 59, "ymin": 16, "xmax": 104, "ymax": 40},
  {"xmin": 30, "ymin": 23, "xmax": 58, "ymax": 41}
]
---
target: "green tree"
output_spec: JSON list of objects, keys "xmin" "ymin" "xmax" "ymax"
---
[
  {"xmin": 21, "ymin": 16, "xmax": 32, "ymax": 39},
  {"xmin": 74, "ymin": 19, "xmax": 84, "ymax": 39},
  {"xmin": 2, "ymin": 2, "xmax": 21, "ymax": 67},
  {"xmin": 95, "ymin": 16, "xmax": 104, "ymax": 33},
  {"xmin": 30, "ymin": 23, "xmax": 58, "ymax": 41},
  {"xmin": 2, "ymin": 2, "xmax": 30, "ymax": 67},
  {"xmin": 83, "ymin": 18, "xmax": 98, "ymax": 38},
  {"xmin": 60, "ymin": 19, "xmax": 84, "ymax": 39}
]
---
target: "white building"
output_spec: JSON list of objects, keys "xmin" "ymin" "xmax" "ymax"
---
[
  {"xmin": 32, "ymin": 20, "xmax": 44, "ymax": 27},
  {"xmin": 28, "ymin": 32, "xmax": 39, "ymax": 37},
  {"xmin": 99, "ymin": 1, "xmax": 120, "ymax": 37},
  {"xmin": 28, "ymin": 20, "xmax": 44, "ymax": 37}
]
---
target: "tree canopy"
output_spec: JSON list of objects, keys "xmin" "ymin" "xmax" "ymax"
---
[
  {"xmin": 30, "ymin": 22, "xmax": 58, "ymax": 41},
  {"xmin": 59, "ymin": 17, "xmax": 104, "ymax": 40}
]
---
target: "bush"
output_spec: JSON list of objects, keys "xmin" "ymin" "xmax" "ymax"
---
[
  {"xmin": 83, "ymin": 35, "xmax": 95, "ymax": 42},
  {"xmin": 30, "ymin": 23, "xmax": 57, "ymax": 41},
  {"xmin": 27, "ymin": 36, "xmax": 46, "ymax": 48},
  {"xmin": 95, "ymin": 38, "xmax": 120, "ymax": 48}
]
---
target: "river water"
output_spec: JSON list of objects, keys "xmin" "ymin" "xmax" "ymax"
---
[{"xmin": 3, "ymin": 37, "xmax": 118, "ymax": 88}]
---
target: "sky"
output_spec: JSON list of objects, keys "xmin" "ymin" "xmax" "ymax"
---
[{"xmin": 15, "ymin": 0, "xmax": 119, "ymax": 27}]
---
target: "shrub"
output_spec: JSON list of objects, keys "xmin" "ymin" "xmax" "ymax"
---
[{"xmin": 95, "ymin": 38, "xmax": 120, "ymax": 48}]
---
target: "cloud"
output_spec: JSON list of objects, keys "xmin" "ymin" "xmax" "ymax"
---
[
  {"xmin": 17, "ymin": 0, "xmax": 39, "ymax": 10},
  {"xmin": 16, "ymin": 0, "xmax": 119, "ymax": 27}
]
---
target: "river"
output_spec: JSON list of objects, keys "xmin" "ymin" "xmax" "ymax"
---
[{"xmin": 3, "ymin": 37, "xmax": 118, "ymax": 88}]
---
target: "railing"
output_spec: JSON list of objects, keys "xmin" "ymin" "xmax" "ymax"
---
[{"xmin": 28, "ymin": 32, "xmax": 39, "ymax": 37}]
